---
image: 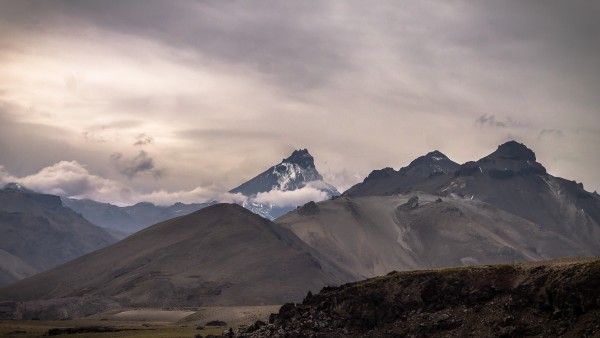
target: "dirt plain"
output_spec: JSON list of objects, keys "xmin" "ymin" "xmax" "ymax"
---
[{"xmin": 0, "ymin": 305, "xmax": 280, "ymax": 338}]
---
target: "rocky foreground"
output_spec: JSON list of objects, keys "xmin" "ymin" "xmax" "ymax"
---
[{"xmin": 237, "ymin": 258, "xmax": 600, "ymax": 337}]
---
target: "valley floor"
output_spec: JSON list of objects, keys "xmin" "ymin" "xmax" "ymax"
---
[{"xmin": 0, "ymin": 305, "xmax": 280, "ymax": 338}]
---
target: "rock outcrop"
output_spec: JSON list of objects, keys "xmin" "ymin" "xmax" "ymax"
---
[{"xmin": 238, "ymin": 258, "xmax": 600, "ymax": 337}]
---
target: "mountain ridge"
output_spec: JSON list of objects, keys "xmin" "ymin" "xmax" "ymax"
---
[
  {"xmin": 345, "ymin": 149, "xmax": 459, "ymax": 197},
  {"xmin": 1, "ymin": 140, "xmax": 598, "ymax": 322},
  {"xmin": 0, "ymin": 188, "xmax": 117, "ymax": 286},
  {"xmin": 0, "ymin": 203, "xmax": 352, "ymax": 319},
  {"xmin": 275, "ymin": 140, "xmax": 599, "ymax": 284},
  {"xmin": 62, "ymin": 197, "xmax": 216, "ymax": 235}
]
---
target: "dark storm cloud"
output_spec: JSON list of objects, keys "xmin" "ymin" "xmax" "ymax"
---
[
  {"xmin": 462, "ymin": 2, "xmax": 600, "ymax": 106},
  {"xmin": 3, "ymin": 1, "xmax": 600, "ymax": 109},
  {"xmin": 0, "ymin": 107, "xmax": 86, "ymax": 176},
  {"xmin": 0, "ymin": 0, "xmax": 351, "ymax": 90},
  {"xmin": 475, "ymin": 115, "xmax": 506, "ymax": 128},
  {"xmin": 475, "ymin": 115, "xmax": 528, "ymax": 129},
  {"xmin": 133, "ymin": 133, "xmax": 154, "ymax": 146},
  {"xmin": 110, "ymin": 151, "xmax": 162, "ymax": 179},
  {"xmin": 1, "ymin": 0, "xmax": 599, "ymax": 196}
]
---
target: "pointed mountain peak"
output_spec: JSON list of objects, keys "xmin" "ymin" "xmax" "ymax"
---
[
  {"xmin": 366, "ymin": 167, "xmax": 396, "ymax": 180},
  {"xmin": 488, "ymin": 141, "xmax": 536, "ymax": 161},
  {"xmin": 424, "ymin": 150, "xmax": 450, "ymax": 161},
  {"xmin": 403, "ymin": 150, "xmax": 456, "ymax": 171},
  {"xmin": 2, "ymin": 182, "xmax": 35, "ymax": 193},
  {"xmin": 464, "ymin": 140, "xmax": 546, "ymax": 178},
  {"xmin": 229, "ymin": 149, "xmax": 339, "ymax": 219},
  {"xmin": 283, "ymin": 149, "xmax": 315, "ymax": 168}
]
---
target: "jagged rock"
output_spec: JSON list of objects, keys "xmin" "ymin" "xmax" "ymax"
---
[
  {"xmin": 454, "ymin": 161, "xmax": 480, "ymax": 177},
  {"xmin": 237, "ymin": 258, "xmax": 600, "ymax": 337},
  {"xmin": 206, "ymin": 320, "xmax": 227, "ymax": 327},
  {"xmin": 298, "ymin": 201, "xmax": 319, "ymax": 215},
  {"xmin": 366, "ymin": 167, "xmax": 395, "ymax": 180},
  {"xmin": 397, "ymin": 196, "xmax": 419, "ymax": 211}
]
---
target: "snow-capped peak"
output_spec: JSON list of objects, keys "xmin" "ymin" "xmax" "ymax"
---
[{"xmin": 229, "ymin": 149, "xmax": 340, "ymax": 219}]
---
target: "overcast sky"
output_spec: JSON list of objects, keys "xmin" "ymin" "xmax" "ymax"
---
[{"xmin": 0, "ymin": 0, "xmax": 599, "ymax": 205}]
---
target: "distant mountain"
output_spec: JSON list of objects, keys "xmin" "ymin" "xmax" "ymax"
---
[
  {"xmin": 344, "ymin": 150, "xmax": 460, "ymax": 196},
  {"xmin": 277, "ymin": 193, "xmax": 590, "ymax": 279},
  {"xmin": 0, "ymin": 204, "xmax": 352, "ymax": 319},
  {"xmin": 230, "ymin": 149, "xmax": 339, "ymax": 219},
  {"xmin": 440, "ymin": 141, "xmax": 600, "ymax": 252},
  {"xmin": 0, "ymin": 185, "xmax": 117, "ymax": 286},
  {"xmin": 274, "ymin": 141, "xmax": 600, "ymax": 280},
  {"xmin": 62, "ymin": 198, "xmax": 216, "ymax": 236},
  {"xmin": 2, "ymin": 141, "xmax": 598, "ymax": 321},
  {"xmin": 346, "ymin": 141, "xmax": 600, "ymax": 253}
]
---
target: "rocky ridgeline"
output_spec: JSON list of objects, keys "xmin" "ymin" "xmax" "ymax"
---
[{"xmin": 237, "ymin": 258, "xmax": 600, "ymax": 337}]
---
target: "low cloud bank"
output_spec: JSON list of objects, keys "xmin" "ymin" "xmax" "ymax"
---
[
  {"xmin": 0, "ymin": 161, "xmax": 329, "ymax": 209},
  {"xmin": 252, "ymin": 186, "xmax": 329, "ymax": 208},
  {"xmin": 0, "ymin": 162, "xmax": 243, "ymax": 206}
]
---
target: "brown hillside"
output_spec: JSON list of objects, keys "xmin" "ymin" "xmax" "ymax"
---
[
  {"xmin": 239, "ymin": 258, "xmax": 600, "ymax": 337},
  {"xmin": 0, "ymin": 204, "xmax": 351, "ymax": 319}
]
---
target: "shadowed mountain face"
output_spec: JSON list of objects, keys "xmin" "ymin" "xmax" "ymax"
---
[
  {"xmin": 344, "ymin": 141, "xmax": 600, "ymax": 256},
  {"xmin": 0, "ymin": 187, "xmax": 117, "ymax": 286},
  {"xmin": 62, "ymin": 198, "xmax": 216, "ymax": 236},
  {"xmin": 345, "ymin": 150, "xmax": 460, "ymax": 196},
  {"xmin": 276, "ymin": 194, "xmax": 590, "ymax": 280},
  {"xmin": 239, "ymin": 258, "xmax": 600, "ymax": 338},
  {"xmin": 230, "ymin": 149, "xmax": 339, "ymax": 219},
  {"xmin": 0, "ymin": 204, "xmax": 352, "ymax": 319}
]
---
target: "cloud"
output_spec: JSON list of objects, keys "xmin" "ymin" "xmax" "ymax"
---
[
  {"xmin": 133, "ymin": 133, "xmax": 154, "ymax": 146},
  {"xmin": 1, "ymin": 161, "xmax": 126, "ymax": 201},
  {"xmin": 139, "ymin": 188, "xmax": 246, "ymax": 206},
  {"xmin": 252, "ymin": 186, "xmax": 329, "ymax": 208},
  {"xmin": 0, "ymin": 161, "xmax": 241, "ymax": 206},
  {"xmin": 110, "ymin": 151, "xmax": 162, "ymax": 179},
  {"xmin": 1, "ymin": 160, "xmax": 322, "ymax": 209},
  {"xmin": 475, "ymin": 114, "xmax": 506, "ymax": 128},
  {"xmin": 475, "ymin": 114, "xmax": 529, "ymax": 129},
  {"xmin": 538, "ymin": 129, "xmax": 563, "ymax": 139},
  {"xmin": 177, "ymin": 128, "xmax": 280, "ymax": 141},
  {"xmin": 0, "ymin": 165, "xmax": 18, "ymax": 185},
  {"xmin": 0, "ymin": 1, "xmax": 599, "ymax": 195}
]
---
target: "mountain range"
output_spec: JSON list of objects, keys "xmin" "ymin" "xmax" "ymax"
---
[
  {"xmin": 0, "ymin": 149, "xmax": 337, "ymax": 288},
  {"xmin": 0, "ymin": 185, "xmax": 117, "ymax": 286},
  {"xmin": 0, "ymin": 204, "xmax": 351, "ymax": 319},
  {"xmin": 0, "ymin": 141, "xmax": 599, "ymax": 320},
  {"xmin": 63, "ymin": 149, "xmax": 337, "ymax": 235},
  {"xmin": 276, "ymin": 141, "xmax": 600, "ymax": 280},
  {"xmin": 62, "ymin": 198, "xmax": 216, "ymax": 237},
  {"xmin": 347, "ymin": 141, "xmax": 600, "ymax": 253}
]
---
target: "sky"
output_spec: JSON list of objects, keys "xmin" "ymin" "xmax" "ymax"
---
[{"xmin": 0, "ymin": 0, "xmax": 599, "ymax": 206}]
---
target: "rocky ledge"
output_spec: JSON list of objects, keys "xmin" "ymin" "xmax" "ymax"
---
[{"xmin": 238, "ymin": 258, "xmax": 600, "ymax": 337}]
